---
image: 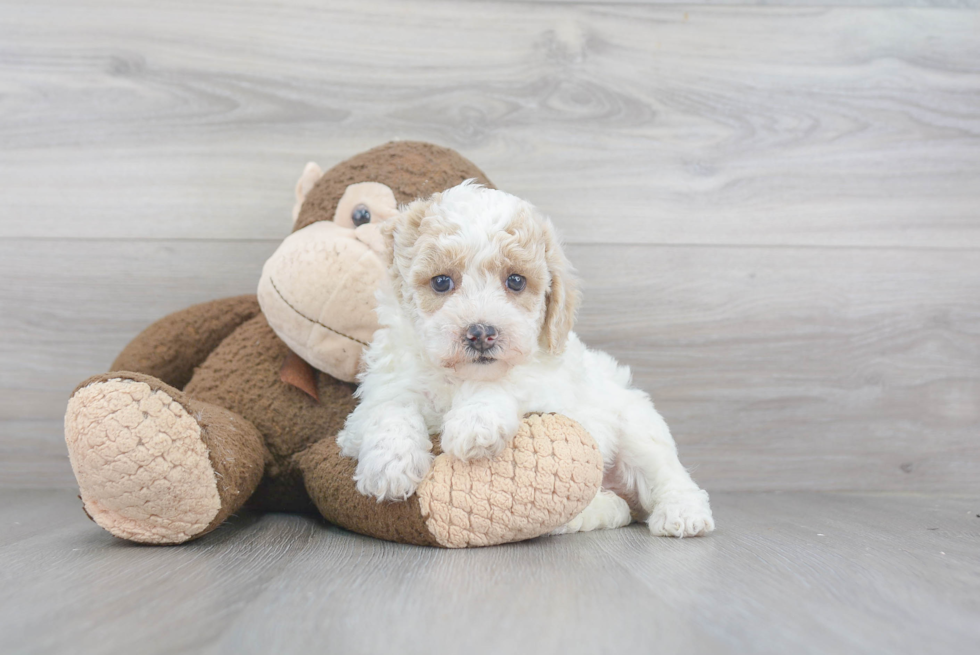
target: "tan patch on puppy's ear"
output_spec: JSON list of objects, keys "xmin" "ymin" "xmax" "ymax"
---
[
  {"xmin": 379, "ymin": 211, "xmax": 399, "ymax": 268},
  {"xmin": 490, "ymin": 214, "xmax": 549, "ymax": 314},
  {"xmin": 540, "ymin": 217, "xmax": 580, "ymax": 354},
  {"xmin": 384, "ymin": 195, "xmax": 438, "ymax": 302}
]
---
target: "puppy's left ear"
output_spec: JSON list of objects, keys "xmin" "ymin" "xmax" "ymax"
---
[
  {"xmin": 378, "ymin": 210, "xmax": 400, "ymax": 269},
  {"xmin": 380, "ymin": 195, "xmax": 433, "ymax": 265},
  {"xmin": 381, "ymin": 195, "xmax": 437, "ymax": 300},
  {"xmin": 540, "ymin": 217, "xmax": 580, "ymax": 355}
]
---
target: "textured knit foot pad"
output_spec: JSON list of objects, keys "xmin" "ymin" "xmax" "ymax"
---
[
  {"xmin": 416, "ymin": 413, "xmax": 604, "ymax": 548},
  {"xmin": 65, "ymin": 378, "xmax": 221, "ymax": 544}
]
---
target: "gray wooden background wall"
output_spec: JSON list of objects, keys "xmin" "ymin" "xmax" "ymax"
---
[{"xmin": 2, "ymin": 0, "xmax": 978, "ymax": 494}]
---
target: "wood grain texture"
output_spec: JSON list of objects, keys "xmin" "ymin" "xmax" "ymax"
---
[
  {"xmin": 1, "ymin": 489, "xmax": 978, "ymax": 654},
  {"xmin": 1, "ymin": 0, "xmax": 978, "ymax": 495},
  {"xmin": 3, "ymin": 239, "xmax": 978, "ymax": 492},
  {"xmin": 1, "ymin": 1, "xmax": 979, "ymax": 246},
  {"xmin": 574, "ymin": 243, "xmax": 980, "ymax": 493}
]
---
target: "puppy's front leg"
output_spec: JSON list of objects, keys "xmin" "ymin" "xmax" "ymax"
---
[
  {"xmin": 440, "ymin": 384, "xmax": 521, "ymax": 461},
  {"xmin": 340, "ymin": 402, "xmax": 434, "ymax": 502}
]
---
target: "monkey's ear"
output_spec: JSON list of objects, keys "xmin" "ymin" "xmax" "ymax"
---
[
  {"xmin": 540, "ymin": 216, "xmax": 580, "ymax": 355},
  {"xmin": 292, "ymin": 162, "xmax": 323, "ymax": 227}
]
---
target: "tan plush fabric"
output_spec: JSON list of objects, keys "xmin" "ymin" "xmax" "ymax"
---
[
  {"xmin": 417, "ymin": 414, "xmax": 603, "ymax": 548},
  {"xmin": 257, "ymin": 221, "xmax": 387, "ymax": 382},
  {"xmin": 66, "ymin": 377, "xmax": 219, "ymax": 543},
  {"xmin": 331, "ymin": 182, "xmax": 400, "ymax": 230},
  {"xmin": 66, "ymin": 372, "xmax": 267, "ymax": 544},
  {"xmin": 66, "ymin": 378, "xmax": 221, "ymax": 544}
]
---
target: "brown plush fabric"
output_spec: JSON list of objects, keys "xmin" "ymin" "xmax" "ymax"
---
[
  {"xmin": 294, "ymin": 141, "xmax": 495, "ymax": 232},
  {"xmin": 183, "ymin": 313, "xmax": 358, "ymax": 508},
  {"xmin": 112, "ymin": 295, "xmax": 261, "ymax": 390},
  {"xmin": 298, "ymin": 437, "xmax": 442, "ymax": 547},
  {"xmin": 192, "ymin": 385, "xmax": 269, "ymax": 534}
]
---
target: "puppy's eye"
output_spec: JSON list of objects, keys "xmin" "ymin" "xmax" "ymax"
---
[
  {"xmin": 431, "ymin": 275, "xmax": 454, "ymax": 293},
  {"xmin": 506, "ymin": 274, "xmax": 526, "ymax": 292},
  {"xmin": 351, "ymin": 204, "xmax": 371, "ymax": 227}
]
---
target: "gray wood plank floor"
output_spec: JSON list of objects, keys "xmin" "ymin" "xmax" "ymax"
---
[{"xmin": 1, "ymin": 489, "xmax": 977, "ymax": 655}]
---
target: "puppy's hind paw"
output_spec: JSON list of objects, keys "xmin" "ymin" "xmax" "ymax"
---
[
  {"xmin": 647, "ymin": 489, "xmax": 715, "ymax": 538},
  {"xmin": 551, "ymin": 489, "xmax": 632, "ymax": 535}
]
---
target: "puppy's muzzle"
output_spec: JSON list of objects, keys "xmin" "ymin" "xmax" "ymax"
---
[{"xmin": 464, "ymin": 323, "xmax": 497, "ymax": 353}]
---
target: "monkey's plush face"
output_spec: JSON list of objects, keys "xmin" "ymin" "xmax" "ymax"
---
[
  {"xmin": 260, "ymin": 142, "xmax": 497, "ymax": 382},
  {"xmin": 258, "ymin": 180, "xmax": 398, "ymax": 383}
]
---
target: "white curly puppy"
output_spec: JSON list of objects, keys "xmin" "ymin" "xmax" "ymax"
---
[{"xmin": 336, "ymin": 182, "xmax": 714, "ymax": 537}]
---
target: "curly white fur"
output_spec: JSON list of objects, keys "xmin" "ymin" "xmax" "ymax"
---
[{"xmin": 336, "ymin": 182, "xmax": 714, "ymax": 537}]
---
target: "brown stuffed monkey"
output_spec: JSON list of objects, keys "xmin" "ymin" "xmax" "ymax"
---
[{"xmin": 64, "ymin": 142, "xmax": 603, "ymax": 548}]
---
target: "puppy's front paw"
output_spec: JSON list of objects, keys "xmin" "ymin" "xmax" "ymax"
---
[
  {"xmin": 647, "ymin": 489, "xmax": 715, "ymax": 538},
  {"xmin": 440, "ymin": 407, "xmax": 519, "ymax": 461},
  {"xmin": 354, "ymin": 443, "xmax": 434, "ymax": 502}
]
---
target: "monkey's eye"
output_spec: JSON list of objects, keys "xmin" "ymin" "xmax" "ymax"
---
[
  {"xmin": 506, "ymin": 274, "xmax": 526, "ymax": 292},
  {"xmin": 431, "ymin": 275, "xmax": 454, "ymax": 293},
  {"xmin": 351, "ymin": 204, "xmax": 371, "ymax": 227}
]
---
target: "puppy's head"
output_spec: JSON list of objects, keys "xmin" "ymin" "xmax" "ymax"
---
[{"xmin": 383, "ymin": 182, "xmax": 579, "ymax": 381}]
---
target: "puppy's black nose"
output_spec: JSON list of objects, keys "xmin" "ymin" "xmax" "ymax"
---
[{"xmin": 465, "ymin": 323, "xmax": 497, "ymax": 352}]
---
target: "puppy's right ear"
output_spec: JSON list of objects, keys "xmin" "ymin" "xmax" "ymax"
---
[{"xmin": 382, "ymin": 195, "xmax": 436, "ymax": 298}]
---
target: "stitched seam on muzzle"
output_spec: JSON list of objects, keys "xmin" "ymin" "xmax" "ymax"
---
[{"xmin": 269, "ymin": 277, "xmax": 370, "ymax": 347}]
